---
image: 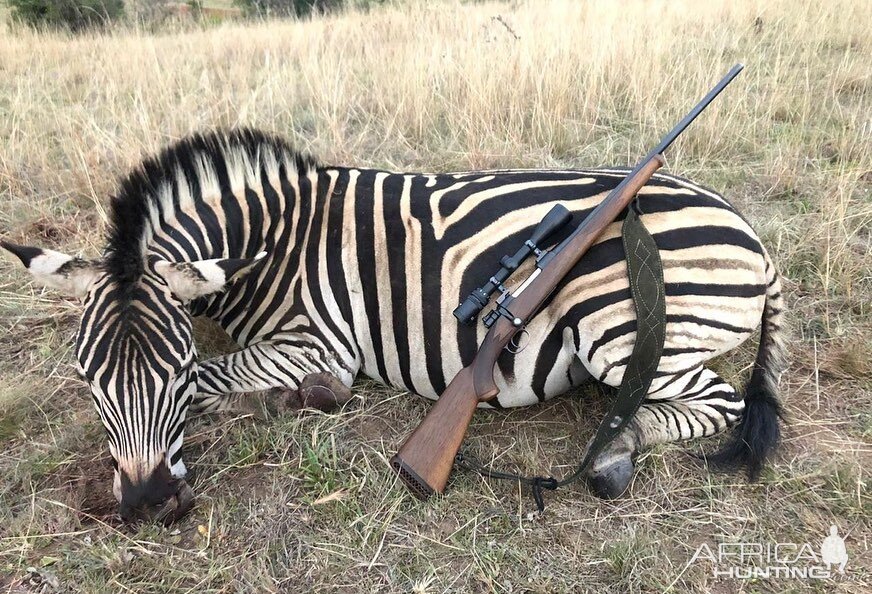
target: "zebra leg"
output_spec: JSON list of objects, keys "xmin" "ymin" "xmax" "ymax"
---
[
  {"xmin": 191, "ymin": 341, "xmax": 354, "ymax": 415},
  {"xmin": 586, "ymin": 365, "xmax": 743, "ymax": 499},
  {"xmin": 192, "ymin": 373, "xmax": 353, "ymax": 417}
]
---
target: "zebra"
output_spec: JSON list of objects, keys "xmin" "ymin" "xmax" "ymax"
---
[{"xmin": 2, "ymin": 128, "xmax": 786, "ymax": 521}]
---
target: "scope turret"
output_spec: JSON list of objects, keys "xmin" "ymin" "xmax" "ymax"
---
[{"xmin": 453, "ymin": 204, "xmax": 571, "ymax": 325}]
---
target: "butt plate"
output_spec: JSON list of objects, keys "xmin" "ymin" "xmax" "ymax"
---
[{"xmin": 390, "ymin": 455, "xmax": 436, "ymax": 500}]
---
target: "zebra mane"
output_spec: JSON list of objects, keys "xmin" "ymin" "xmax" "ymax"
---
[{"xmin": 105, "ymin": 128, "xmax": 318, "ymax": 291}]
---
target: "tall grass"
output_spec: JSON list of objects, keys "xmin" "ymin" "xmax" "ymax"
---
[{"xmin": 1, "ymin": 0, "xmax": 868, "ymax": 300}]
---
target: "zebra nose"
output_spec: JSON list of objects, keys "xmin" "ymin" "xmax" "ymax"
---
[
  {"xmin": 118, "ymin": 464, "xmax": 195, "ymax": 524},
  {"xmin": 119, "ymin": 480, "xmax": 195, "ymax": 525},
  {"xmin": 151, "ymin": 479, "xmax": 195, "ymax": 525}
]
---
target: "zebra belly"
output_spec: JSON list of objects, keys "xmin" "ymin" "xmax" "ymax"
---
[{"xmin": 390, "ymin": 219, "xmax": 766, "ymax": 408}]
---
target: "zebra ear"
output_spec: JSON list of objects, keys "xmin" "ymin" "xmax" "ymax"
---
[
  {"xmin": 154, "ymin": 252, "xmax": 267, "ymax": 302},
  {"xmin": 1, "ymin": 241, "xmax": 102, "ymax": 299}
]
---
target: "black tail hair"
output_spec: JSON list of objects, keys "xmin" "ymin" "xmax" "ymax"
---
[{"xmin": 706, "ymin": 267, "xmax": 786, "ymax": 480}]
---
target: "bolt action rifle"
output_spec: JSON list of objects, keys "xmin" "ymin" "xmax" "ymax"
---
[{"xmin": 391, "ymin": 64, "xmax": 745, "ymax": 500}]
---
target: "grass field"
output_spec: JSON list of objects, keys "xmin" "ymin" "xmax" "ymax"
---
[{"xmin": 0, "ymin": 0, "xmax": 870, "ymax": 592}]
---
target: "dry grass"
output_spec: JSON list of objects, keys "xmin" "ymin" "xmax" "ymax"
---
[{"xmin": 0, "ymin": 0, "xmax": 870, "ymax": 592}]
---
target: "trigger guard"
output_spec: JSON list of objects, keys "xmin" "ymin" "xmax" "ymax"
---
[{"xmin": 505, "ymin": 329, "xmax": 529, "ymax": 355}]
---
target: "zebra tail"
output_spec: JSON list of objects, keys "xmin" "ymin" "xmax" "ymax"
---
[{"xmin": 707, "ymin": 250, "xmax": 787, "ymax": 480}]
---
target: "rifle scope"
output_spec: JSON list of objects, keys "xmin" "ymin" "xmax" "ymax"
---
[{"xmin": 453, "ymin": 204, "xmax": 571, "ymax": 325}]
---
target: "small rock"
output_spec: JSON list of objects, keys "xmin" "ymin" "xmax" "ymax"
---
[{"xmin": 26, "ymin": 566, "xmax": 61, "ymax": 591}]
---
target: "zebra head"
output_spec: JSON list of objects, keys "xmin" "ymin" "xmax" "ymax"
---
[{"xmin": 2, "ymin": 241, "xmax": 263, "ymax": 523}]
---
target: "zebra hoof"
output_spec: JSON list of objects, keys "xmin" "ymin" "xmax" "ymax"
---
[
  {"xmin": 586, "ymin": 456, "xmax": 635, "ymax": 500},
  {"xmin": 297, "ymin": 373, "xmax": 353, "ymax": 412},
  {"xmin": 261, "ymin": 374, "xmax": 352, "ymax": 415}
]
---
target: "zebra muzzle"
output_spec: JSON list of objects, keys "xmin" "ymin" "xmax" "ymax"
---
[{"xmin": 152, "ymin": 479, "xmax": 195, "ymax": 526}]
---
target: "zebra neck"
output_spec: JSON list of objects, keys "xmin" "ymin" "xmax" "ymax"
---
[{"xmin": 177, "ymin": 168, "xmax": 331, "ymax": 344}]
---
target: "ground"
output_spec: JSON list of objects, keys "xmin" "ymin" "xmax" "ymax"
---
[{"xmin": 0, "ymin": 0, "xmax": 869, "ymax": 592}]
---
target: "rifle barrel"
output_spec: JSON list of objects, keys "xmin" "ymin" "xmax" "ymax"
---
[
  {"xmin": 647, "ymin": 63, "xmax": 744, "ymax": 160},
  {"xmin": 550, "ymin": 63, "xmax": 744, "ymax": 258}
]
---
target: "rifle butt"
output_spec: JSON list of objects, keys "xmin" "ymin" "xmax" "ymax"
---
[{"xmin": 390, "ymin": 367, "xmax": 482, "ymax": 498}]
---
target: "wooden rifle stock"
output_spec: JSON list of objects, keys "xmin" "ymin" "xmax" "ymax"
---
[
  {"xmin": 391, "ymin": 155, "xmax": 665, "ymax": 498},
  {"xmin": 389, "ymin": 367, "xmax": 489, "ymax": 498}
]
